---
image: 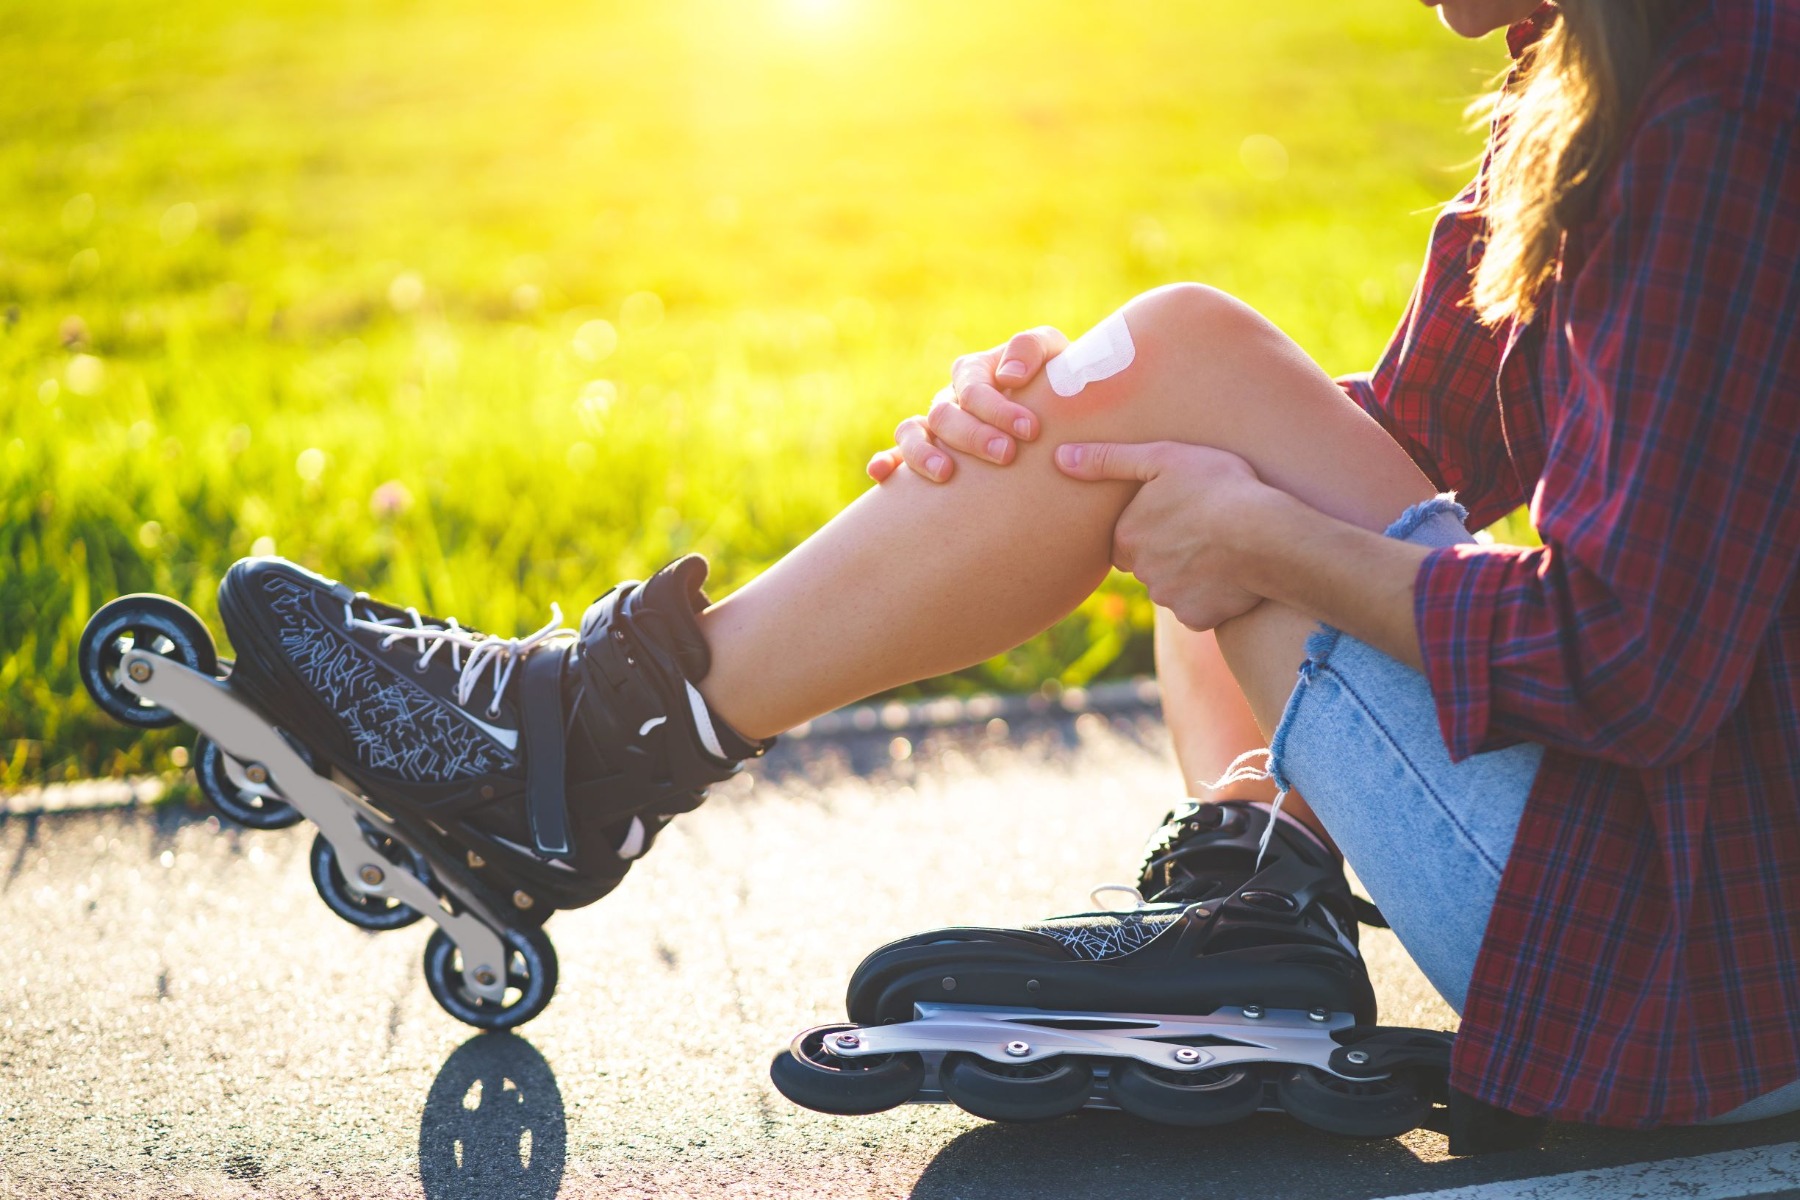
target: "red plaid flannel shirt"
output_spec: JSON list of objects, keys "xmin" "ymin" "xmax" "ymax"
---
[{"xmin": 1338, "ymin": 0, "xmax": 1800, "ymax": 1126}]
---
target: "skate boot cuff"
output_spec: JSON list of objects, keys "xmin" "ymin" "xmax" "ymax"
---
[
  {"xmin": 558, "ymin": 554, "xmax": 772, "ymax": 852},
  {"xmin": 1138, "ymin": 799, "xmax": 1333, "ymax": 904},
  {"xmin": 610, "ymin": 554, "xmax": 716, "ymax": 681}
]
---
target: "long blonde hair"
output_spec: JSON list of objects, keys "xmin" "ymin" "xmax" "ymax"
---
[{"xmin": 1473, "ymin": 0, "xmax": 1688, "ymax": 325}]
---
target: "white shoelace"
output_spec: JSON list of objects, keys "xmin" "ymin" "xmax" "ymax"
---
[
  {"xmin": 1088, "ymin": 747, "xmax": 1290, "ymax": 912},
  {"xmin": 346, "ymin": 602, "xmax": 574, "ymax": 718},
  {"xmin": 1209, "ymin": 747, "xmax": 1289, "ymax": 868}
]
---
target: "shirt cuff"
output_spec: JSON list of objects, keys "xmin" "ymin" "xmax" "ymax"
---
[{"xmin": 1414, "ymin": 542, "xmax": 1514, "ymax": 761}]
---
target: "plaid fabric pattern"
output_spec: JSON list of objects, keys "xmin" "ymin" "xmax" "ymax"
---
[{"xmin": 1339, "ymin": 0, "xmax": 1800, "ymax": 1126}]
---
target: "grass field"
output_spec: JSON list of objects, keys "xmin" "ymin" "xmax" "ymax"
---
[{"xmin": 0, "ymin": 0, "xmax": 1513, "ymax": 785}]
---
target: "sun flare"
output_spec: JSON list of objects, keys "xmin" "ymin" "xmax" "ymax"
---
[{"xmin": 785, "ymin": 0, "xmax": 853, "ymax": 26}]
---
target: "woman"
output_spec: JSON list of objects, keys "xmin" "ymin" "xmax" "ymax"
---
[{"xmin": 211, "ymin": 0, "xmax": 1797, "ymax": 1128}]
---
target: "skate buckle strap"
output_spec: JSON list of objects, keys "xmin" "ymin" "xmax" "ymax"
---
[
  {"xmin": 566, "ymin": 563, "xmax": 752, "ymax": 828},
  {"xmin": 520, "ymin": 648, "xmax": 572, "ymax": 856}
]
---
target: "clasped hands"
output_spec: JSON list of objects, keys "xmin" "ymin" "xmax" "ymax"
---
[{"xmin": 866, "ymin": 326, "xmax": 1285, "ymax": 632}]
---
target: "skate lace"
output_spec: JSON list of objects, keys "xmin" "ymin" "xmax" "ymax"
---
[
  {"xmin": 346, "ymin": 602, "xmax": 574, "ymax": 719},
  {"xmin": 1208, "ymin": 748, "xmax": 1288, "ymax": 869},
  {"xmin": 1088, "ymin": 748, "xmax": 1287, "ymax": 912}
]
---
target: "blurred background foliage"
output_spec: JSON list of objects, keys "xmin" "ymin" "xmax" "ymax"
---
[{"xmin": 1, "ymin": 0, "xmax": 1520, "ymax": 785}]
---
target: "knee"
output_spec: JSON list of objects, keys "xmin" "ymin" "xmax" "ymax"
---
[
  {"xmin": 1122, "ymin": 282, "xmax": 1277, "ymax": 362},
  {"xmin": 1007, "ymin": 281, "xmax": 1309, "ymax": 448},
  {"xmin": 1024, "ymin": 282, "xmax": 1285, "ymax": 419}
]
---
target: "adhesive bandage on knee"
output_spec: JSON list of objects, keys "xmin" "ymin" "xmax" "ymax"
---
[{"xmin": 1045, "ymin": 310, "xmax": 1136, "ymax": 397}]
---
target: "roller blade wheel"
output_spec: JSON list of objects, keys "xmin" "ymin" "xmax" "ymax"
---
[
  {"xmin": 309, "ymin": 831, "xmax": 428, "ymax": 932},
  {"xmin": 193, "ymin": 734, "xmax": 305, "ymax": 830},
  {"xmin": 422, "ymin": 925, "xmax": 558, "ymax": 1031},
  {"xmin": 79, "ymin": 595, "xmax": 218, "ymax": 729},
  {"xmin": 1276, "ymin": 1065, "xmax": 1432, "ymax": 1138},
  {"xmin": 940, "ymin": 1051, "xmax": 1093, "ymax": 1123},
  {"xmin": 1108, "ymin": 1058, "xmax": 1265, "ymax": 1128},
  {"xmin": 769, "ymin": 1025, "xmax": 925, "ymax": 1116}
]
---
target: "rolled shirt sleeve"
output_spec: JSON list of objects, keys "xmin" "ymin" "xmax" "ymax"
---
[{"xmin": 1415, "ymin": 103, "xmax": 1800, "ymax": 766}]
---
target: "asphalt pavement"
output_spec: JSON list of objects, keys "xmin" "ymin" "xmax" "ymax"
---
[{"xmin": 4, "ymin": 712, "xmax": 1798, "ymax": 1199}]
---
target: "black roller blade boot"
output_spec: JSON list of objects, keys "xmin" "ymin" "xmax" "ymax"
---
[
  {"xmin": 772, "ymin": 799, "xmax": 1463, "ymax": 1138},
  {"xmin": 216, "ymin": 553, "xmax": 770, "ymax": 916}
]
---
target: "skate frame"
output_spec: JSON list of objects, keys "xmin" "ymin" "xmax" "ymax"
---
[
  {"xmin": 835, "ymin": 1002, "xmax": 1368, "ymax": 1108},
  {"xmin": 116, "ymin": 648, "xmax": 510, "ymax": 1003}
]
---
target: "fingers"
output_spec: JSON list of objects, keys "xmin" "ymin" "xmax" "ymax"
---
[
  {"xmin": 951, "ymin": 330, "xmax": 1067, "ymax": 444},
  {"xmin": 949, "ymin": 347, "xmax": 1004, "ymax": 405},
  {"xmin": 865, "ymin": 447, "xmax": 902, "ymax": 482},
  {"xmin": 926, "ymin": 387, "xmax": 1015, "ymax": 466},
  {"xmin": 1054, "ymin": 441, "xmax": 1171, "ymax": 482},
  {"xmin": 894, "ymin": 415, "xmax": 953, "ymax": 482},
  {"xmin": 950, "ymin": 381, "xmax": 1039, "ymax": 447},
  {"xmin": 995, "ymin": 325, "xmax": 1069, "ymax": 386}
]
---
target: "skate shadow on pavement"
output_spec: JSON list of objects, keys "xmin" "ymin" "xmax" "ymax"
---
[
  {"xmin": 907, "ymin": 1107, "xmax": 1800, "ymax": 1200},
  {"xmin": 419, "ymin": 1032, "xmax": 566, "ymax": 1200}
]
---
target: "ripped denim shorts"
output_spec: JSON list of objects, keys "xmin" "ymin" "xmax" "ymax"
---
[{"xmin": 1263, "ymin": 494, "xmax": 1799, "ymax": 1125}]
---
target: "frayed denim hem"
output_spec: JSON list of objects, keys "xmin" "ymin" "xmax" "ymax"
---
[
  {"xmin": 1384, "ymin": 493, "xmax": 1470, "ymax": 543},
  {"xmin": 1266, "ymin": 493, "xmax": 1469, "ymax": 793}
]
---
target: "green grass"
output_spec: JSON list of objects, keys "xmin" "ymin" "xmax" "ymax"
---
[{"xmin": 0, "ymin": 0, "xmax": 1511, "ymax": 785}]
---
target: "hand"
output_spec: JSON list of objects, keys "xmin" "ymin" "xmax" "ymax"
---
[
  {"xmin": 867, "ymin": 326, "xmax": 1069, "ymax": 483},
  {"xmin": 1056, "ymin": 440, "xmax": 1277, "ymax": 631}
]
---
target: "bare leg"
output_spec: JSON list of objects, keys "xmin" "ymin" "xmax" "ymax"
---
[
  {"xmin": 1156, "ymin": 611, "xmax": 1339, "ymax": 848},
  {"xmin": 1154, "ymin": 613, "xmax": 1273, "ymax": 799},
  {"xmin": 1214, "ymin": 597, "xmax": 1339, "ymax": 747},
  {"xmin": 698, "ymin": 283, "xmax": 1434, "ymax": 743}
]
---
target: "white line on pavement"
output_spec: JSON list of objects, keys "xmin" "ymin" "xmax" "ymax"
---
[{"xmin": 1375, "ymin": 1140, "xmax": 1800, "ymax": 1200}]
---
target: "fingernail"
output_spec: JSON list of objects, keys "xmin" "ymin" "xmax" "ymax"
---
[
  {"xmin": 997, "ymin": 359, "xmax": 1026, "ymax": 381},
  {"xmin": 986, "ymin": 437, "xmax": 1008, "ymax": 461},
  {"xmin": 926, "ymin": 454, "xmax": 947, "ymax": 478},
  {"xmin": 1014, "ymin": 418, "xmax": 1033, "ymax": 439},
  {"xmin": 1056, "ymin": 445, "xmax": 1083, "ymax": 469}
]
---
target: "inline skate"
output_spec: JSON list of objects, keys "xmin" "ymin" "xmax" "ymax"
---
[
  {"xmin": 770, "ymin": 799, "xmax": 1460, "ymax": 1139},
  {"xmin": 78, "ymin": 554, "xmax": 768, "ymax": 1029}
]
